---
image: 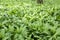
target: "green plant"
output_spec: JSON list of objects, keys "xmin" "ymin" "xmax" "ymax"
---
[{"xmin": 0, "ymin": 0, "xmax": 60, "ymax": 40}]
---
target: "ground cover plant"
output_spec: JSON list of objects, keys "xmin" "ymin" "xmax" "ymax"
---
[{"xmin": 0, "ymin": 0, "xmax": 60, "ymax": 40}]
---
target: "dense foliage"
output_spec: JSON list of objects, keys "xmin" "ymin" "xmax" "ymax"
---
[{"xmin": 0, "ymin": 0, "xmax": 60, "ymax": 40}]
